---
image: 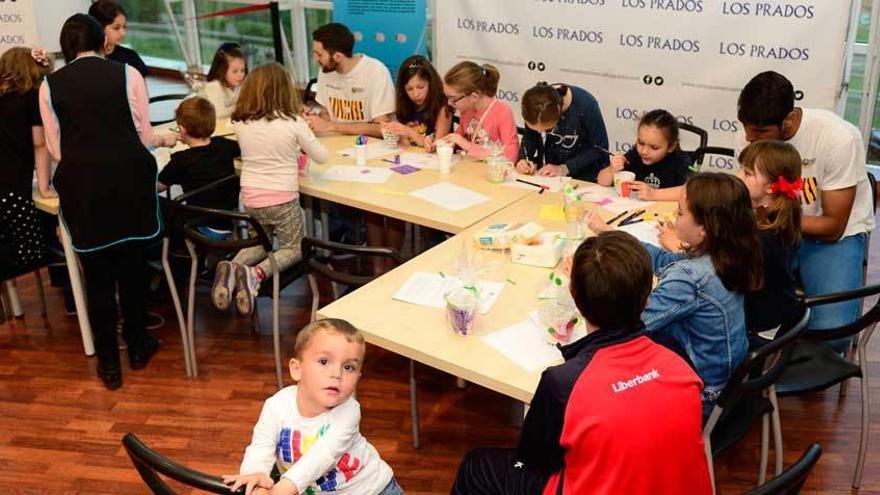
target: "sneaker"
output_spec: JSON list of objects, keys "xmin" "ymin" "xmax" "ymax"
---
[
  {"xmin": 233, "ymin": 264, "xmax": 261, "ymax": 316},
  {"xmin": 211, "ymin": 260, "xmax": 235, "ymax": 310}
]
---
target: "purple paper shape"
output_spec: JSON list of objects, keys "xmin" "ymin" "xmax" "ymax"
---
[{"xmin": 391, "ymin": 164, "xmax": 420, "ymax": 175}]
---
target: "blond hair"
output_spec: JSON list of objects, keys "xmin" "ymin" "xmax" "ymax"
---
[
  {"xmin": 0, "ymin": 47, "xmax": 52, "ymax": 95},
  {"xmin": 443, "ymin": 61, "xmax": 500, "ymax": 97},
  {"xmin": 231, "ymin": 63, "xmax": 301, "ymax": 123},
  {"xmin": 293, "ymin": 319, "xmax": 364, "ymax": 360}
]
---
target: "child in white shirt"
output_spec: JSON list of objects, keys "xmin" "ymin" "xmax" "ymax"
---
[{"xmin": 224, "ymin": 319, "xmax": 402, "ymax": 495}]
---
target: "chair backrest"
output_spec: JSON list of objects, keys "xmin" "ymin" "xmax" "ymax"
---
[
  {"xmin": 689, "ymin": 146, "xmax": 735, "ymax": 173},
  {"xmin": 742, "ymin": 443, "xmax": 822, "ymax": 495},
  {"xmin": 801, "ymin": 283, "xmax": 880, "ymax": 343},
  {"xmin": 302, "ymin": 236, "xmax": 403, "ymax": 288},
  {"xmin": 867, "ymin": 171, "xmax": 877, "ymax": 214},
  {"xmin": 122, "ymin": 433, "xmax": 245, "ymax": 495},
  {"xmin": 303, "ymin": 77, "xmax": 318, "ymax": 104},
  {"xmin": 149, "ymin": 93, "xmax": 189, "ymax": 126},
  {"xmin": 717, "ymin": 307, "xmax": 811, "ymax": 408},
  {"xmin": 678, "ymin": 122, "xmax": 709, "ymax": 161},
  {"xmin": 164, "ymin": 175, "xmax": 271, "ymax": 254}
]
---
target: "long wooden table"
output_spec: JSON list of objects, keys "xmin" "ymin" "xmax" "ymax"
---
[{"xmin": 317, "ymin": 185, "xmax": 675, "ymax": 403}]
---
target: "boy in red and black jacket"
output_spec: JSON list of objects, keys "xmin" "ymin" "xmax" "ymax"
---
[{"xmin": 452, "ymin": 231, "xmax": 713, "ymax": 495}]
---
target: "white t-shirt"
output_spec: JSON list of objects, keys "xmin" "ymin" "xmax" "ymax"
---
[
  {"xmin": 316, "ymin": 54, "xmax": 395, "ymax": 123},
  {"xmin": 233, "ymin": 116, "xmax": 329, "ymax": 193},
  {"xmin": 199, "ymin": 80, "xmax": 240, "ymax": 119},
  {"xmin": 239, "ymin": 386, "xmax": 393, "ymax": 494},
  {"xmin": 735, "ymin": 108, "xmax": 875, "ymax": 238}
]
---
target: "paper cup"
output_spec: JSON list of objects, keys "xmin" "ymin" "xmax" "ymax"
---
[
  {"xmin": 355, "ymin": 144, "xmax": 367, "ymax": 166},
  {"xmin": 437, "ymin": 144, "xmax": 453, "ymax": 175},
  {"xmin": 382, "ymin": 130, "xmax": 400, "ymax": 149},
  {"xmin": 613, "ymin": 171, "xmax": 636, "ymax": 197},
  {"xmin": 446, "ymin": 287, "xmax": 478, "ymax": 336}
]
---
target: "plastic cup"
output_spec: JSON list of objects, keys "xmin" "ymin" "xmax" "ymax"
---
[
  {"xmin": 355, "ymin": 144, "xmax": 367, "ymax": 166},
  {"xmin": 538, "ymin": 299, "xmax": 579, "ymax": 345},
  {"xmin": 487, "ymin": 158, "xmax": 510, "ymax": 183},
  {"xmin": 563, "ymin": 192, "xmax": 586, "ymax": 240},
  {"xmin": 446, "ymin": 287, "xmax": 478, "ymax": 336},
  {"xmin": 382, "ymin": 130, "xmax": 400, "ymax": 149},
  {"xmin": 437, "ymin": 144, "xmax": 453, "ymax": 175},
  {"xmin": 297, "ymin": 152, "xmax": 310, "ymax": 177},
  {"xmin": 613, "ymin": 171, "xmax": 636, "ymax": 197}
]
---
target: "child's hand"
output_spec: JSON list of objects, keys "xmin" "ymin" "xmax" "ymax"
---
[
  {"xmin": 657, "ymin": 223, "xmax": 683, "ymax": 252},
  {"xmin": 441, "ymin": 133, "xmax": 466, "ymax": 148},
  {"xmin": 382, "ymin": 121, "xmax": 409, "ymax": 136},
  {"xmin": 424, "ymin": 135, "xmax": 436, "ymax": 152},
  {"xmin": 222, "ymin": 472, "xmax": 274, "ymax": 495},
  {"xmin": 585, "ymin": 210, "xmax": 611, "ymax": 234},
  {"xmin": 515, "ymin": 159, "xmax": 535, "ymax": 175},
  {"xmin": 537, "ymin": 164, "xmax": 565, "ymax": 177},
  {"xmin": 629, "ymin": 181, "xmax": 655, "ymax": 200},
  {"xmin": 610, "ymin": 154, "xmax": 627, "ymax": 172},
  {"xmin": 269, "ymin": 479, "xmax": 298, "ymax": 495}
]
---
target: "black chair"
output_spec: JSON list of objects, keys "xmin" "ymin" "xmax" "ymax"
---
[
  {"xmin": 301, "ymin": 237, "xmax": 421, "ymax": 447},
  {"xmin": 703, "ymin": 307, "xmax": 810, "ymax": 486},
  {"xmin": 773, "ymin": 283, "xmax": 880, "ymax": 489},
  {"xmin": 303, "ymin": 77, "xmax": 318, "ymax": 105},
  {"xmin": 742, "ymin": 444, "xmax": 822, "ymax": 495},
  {"xmin": 689, "ymin": 146, "xmax": 735, "ymax": 173},
  {"xmin": 149, "ymin": 94, "xmax": 189, "ymax": 126},
  {"xmin": 122, "ymin": 433, "xmax": 245, "ymax": 495},
  {"xmin": 678, "ymin": 122, "xmax": 709, "ymax": 165},
  {"xmin": 164, "ymin": 177, "xmax": 304, "ymax": 389}
]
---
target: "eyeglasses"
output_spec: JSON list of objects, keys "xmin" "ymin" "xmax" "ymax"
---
[{"xmin": 446, "ymin": 93, "xmax": 469, "ymax": 106}]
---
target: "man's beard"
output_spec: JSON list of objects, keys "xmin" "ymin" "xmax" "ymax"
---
[{"xmin": 321, "ymin": 59, "xmax": 338, "ymax": 73}]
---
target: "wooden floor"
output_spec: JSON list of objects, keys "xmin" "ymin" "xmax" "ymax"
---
[{"xmin": 2, "ymin": 245, "xmax": 880, "ymax": 494}]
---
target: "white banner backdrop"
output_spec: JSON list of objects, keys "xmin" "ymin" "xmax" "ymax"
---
[
  {"xmin": 436, "ymin": 0, "xmax": 851, "ymax": 173},
  {"xmin": 0, "ymin": 0, "xmax": 38, "ymax": 55}
]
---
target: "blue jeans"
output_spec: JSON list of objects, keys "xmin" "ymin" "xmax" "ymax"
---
[
  {"xmin": 378, "ymin": 477, "xmax": 403, "ymax": 495},
  {"xmin": 797, "ymin": 233, "xmax": 867, "ymax": 351}
]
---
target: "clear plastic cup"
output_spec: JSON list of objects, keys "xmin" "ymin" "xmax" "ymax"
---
[
  {"xmin": 437, "ymin": 143, "xmax": 453, "ymax": 174},
  {"xmin": 382, "ymin": 130, "xmax": 400, "ymax": 149},
  {"xmin": 446, "ymin": 286, "xmax": 479, "ymax": 336},
  {"xmin": 538, "ymin": 298, "xmax": 579, "ymax": 344}
]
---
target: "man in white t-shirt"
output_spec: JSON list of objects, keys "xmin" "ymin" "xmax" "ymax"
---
[
  {"xmin": 735, "ymin": 71, "xmax": 875, "ymax": 346},
  {"xmin": 304, "ymin": 23, "xmax": 395, "ymax": 138}
]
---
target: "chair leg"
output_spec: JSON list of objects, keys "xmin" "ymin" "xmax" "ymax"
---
[
  {"xmin": 184, "ymin": 240, "xmax": 200, "ymax": 377},
  {"xmin": 163, "ymin": 238, "xmax": 193, "ymax": 377},
  {"xmin": 853, "ymin": 351, "xmax": 871, "ymax": 488},
  {"xmin": 840, "ymin": 335, "xmax": 858, "ymax": 398},
  {"xmin": 410, "ymin": 359, "xmax": 420, "ymax": 449},
  {"xmin": 758, "ymin": 410, "xmax": 769, "ymax": 485},
  {"xmin": 768, "ymin": 385, "xmax": 784, "ymax": 476},
  {"xmin": 308, "ymin": 274, "xmax": 320, "ymax": 323},
  {"xmin": 33, "ymin": 270, "xmax": 47, "ymax": 316},
  {"xmin": 272, "ymin": 266, "xmax": 284, "ymax": 390}
]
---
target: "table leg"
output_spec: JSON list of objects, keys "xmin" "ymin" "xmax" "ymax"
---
[{"xmin": 59, "ymin": 215, "xmax": 94, "ymax": 356}]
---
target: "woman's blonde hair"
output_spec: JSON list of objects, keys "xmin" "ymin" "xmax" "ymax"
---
[
  {"xmin": 443, "ymin": 61, "xmax": 500, "ymax": 97},
  {"xmin": 0, "ymin": 47, "xmax": 52, "ymax": 95},
  {"xmin": 231, "ymin": 63, "xmax": 300, "ymax": 122},
  {"xmin": 738, "ymin": 140, "xmax": 802, "ymax": 246}
]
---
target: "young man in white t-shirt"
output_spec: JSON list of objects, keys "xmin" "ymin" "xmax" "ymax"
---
[
  {"xmin": 304, "ymin": 23, "xmax": 395, "ymax": 138},
  {"xmin": 735, "ymin": 71, "xmax": 875, "ymax": 346}
]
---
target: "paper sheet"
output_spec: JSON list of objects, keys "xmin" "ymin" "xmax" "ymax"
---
[
  {"xmin": 409, "ymin": 182, "xmax": 490, "ymax": 211},
  {"xmin": 336, "ymin": 143, "xmax": 397, "ymax": 161},
  {"xmin": 482, "ymin": 311, "xmax": 563, "ymax": 371},
  {"xmin": 392, "ymin": 272, "xmax": 504, "ymax": 314},
  {"xmin": 539, "ymin": 204, "xmax": 565, "ymax": 222},
  {"xmin": 320, "ymin": 165, "xmax": 393, "ymax": 184},
  {"xmin": 618, "ymin": 220, "xmax": 661, "ymax": 246},
  {"xmin": 502, "ymin": 174, "xmax": 564, "ymax": 193},
  {"xmin": 395, "ymin": 151, "xmax": 459, "ymax": 170}
]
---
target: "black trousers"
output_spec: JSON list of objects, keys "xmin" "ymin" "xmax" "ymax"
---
[
  {"xmin": 451, "ymin": 448, "xmax": 549, "ymax": 495},
  {"xmin": 79, "ymin": 241, "xmax": 151, "ymax": 368}
]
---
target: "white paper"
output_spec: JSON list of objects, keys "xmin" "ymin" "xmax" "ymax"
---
[
  {"xmin": 409, "ymin": 182, "xmax": 490, "ymax": 211},
  {"xmin": 618, "ymin": 220, "xmax": 661, "ymax": 246},
  {"xmin": 502, "ymin": 174, "xmax": 563, "ymax": 193},
  {"xmin": 600, "ymin": 196, "xmax": 655, "ymax": 214},
  {"xmin": 482, "ymin": 311, "xmax": 563, "ymax": 371},
  {"xmin": 337, "ymin": 143, "xmax": 396, "ymax": 161},
  {"xmin": 392, "ymin": 272, "xmax": 503, "ymax": 314},
  {"xmin": 394, "ymin": 151, "xmax": 459, "ymax": 170},
  {"xmin": 320, "ymin": 165, "xmax": 393, "ymax": 184}
]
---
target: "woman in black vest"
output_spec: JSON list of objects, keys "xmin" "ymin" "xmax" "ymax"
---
[{"xmin": 38, "ymin": 14, "xmax": 176, "ymax": 390}]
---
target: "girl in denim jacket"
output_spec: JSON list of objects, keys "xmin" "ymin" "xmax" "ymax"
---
[{"xmin": 590, "ymin": 173, "xmax": 763, "ymax": 420}]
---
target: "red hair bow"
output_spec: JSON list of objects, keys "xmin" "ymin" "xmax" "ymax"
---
[{"xmin": 770, "ymin": 177, "xmax": 803, "ymax": 200}]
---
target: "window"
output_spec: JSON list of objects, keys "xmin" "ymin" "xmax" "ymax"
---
[{"xmin": 117, "ymin": 0, "xmax": 185, "ymax": 67}]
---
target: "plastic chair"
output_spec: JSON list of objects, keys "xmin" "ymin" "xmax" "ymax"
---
[
  {"xmin": 679, "ymin": 122, "xmax": 709, "ymax": 164},
  {"xmin": 689, "ymin": 146, "xmax": 735, "ymax": 173},
  {"xmin": 774, "ymin": 283, "xmax": 880, "ymax": 489},
  {"xmin": 122, "ymin": 433, "xmax": 245, "ymax": 495},
  {"xmin": 149, "ymin": 94, "xmax": 189, "ymax": 126},
  {"xmin": 703, "ymin": 307, "xmax": 810, "ymax": 487},
  {"xmin": 742, "ymin": 444, "xmax": 822, "ymax": 495},
  {"xmin": 164, "ymin": 177, "xmax": 304, "ymax": 389}
]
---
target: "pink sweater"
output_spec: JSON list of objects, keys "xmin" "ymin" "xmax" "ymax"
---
[{"xmin": 454, "ymin": 98, "xmax": 519, "ymax": 161}]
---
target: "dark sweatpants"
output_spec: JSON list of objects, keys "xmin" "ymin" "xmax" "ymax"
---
[{"xmin": 451, "ymin": 448, "xmax": 550, "ymax": 495}]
